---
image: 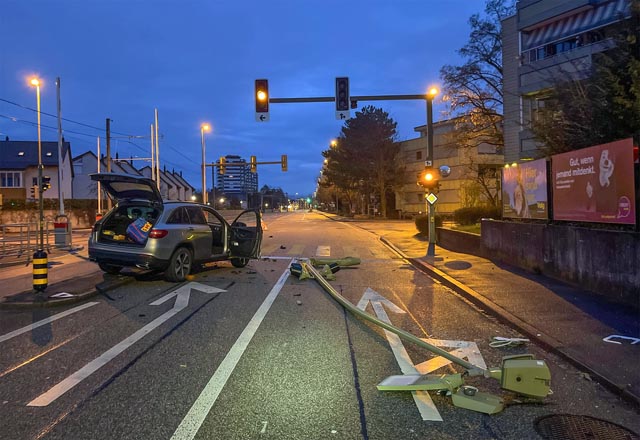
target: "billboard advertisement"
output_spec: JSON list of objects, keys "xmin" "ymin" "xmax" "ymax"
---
[
  {"xmin": 551, "ymin": 138, "xmax": 636, "ymax": 224},
  {"xmin": 502, "ymin": 158, "xmax": 548, "ymax": 219}
]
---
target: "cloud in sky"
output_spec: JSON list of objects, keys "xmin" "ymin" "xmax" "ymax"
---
[{"xmin": 1, "ymin": 0, "xmax": 489, "ymax": 196}]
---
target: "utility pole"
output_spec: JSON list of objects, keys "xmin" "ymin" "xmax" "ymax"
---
[
  {"xmin": 56, "ymin": 77, "xmax": 64, "ymax": 214},
  {"xmin": 106, "ymin": 118, "xmax": 112, "ymax": 210},
  {"xmin": 154, "ymin": 109, "xmax": 160, "ymax": 191}
]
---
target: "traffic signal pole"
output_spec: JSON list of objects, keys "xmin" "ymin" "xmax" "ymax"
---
[{"xmin": 426, "ymin": 95, "xmax": 436, "ymax": 257}]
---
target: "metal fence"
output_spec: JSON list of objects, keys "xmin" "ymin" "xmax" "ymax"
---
[{"xmin": 0, "ymin": 221, "xmax": 72, "ymax": 261}]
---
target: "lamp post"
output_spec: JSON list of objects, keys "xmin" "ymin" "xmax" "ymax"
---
[
  {"xmin": 426, "ymin": 86, "xmax": 439, "ymax": 257},
  {"xmin": 200, "ymin": 123, "xmax": 211, "ymax": 205},
  {"xmin": 330, "ymin": 139, "xmax": 338, "ymax": 213},
  {"xmin": 30, "ymin": 78, "xmax": 45, "ymax": 251}
]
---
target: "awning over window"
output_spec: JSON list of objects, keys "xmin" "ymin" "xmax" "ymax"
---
[{"xmin": 521, "ymin": 0, "xmax": 630, "ymax": 50}]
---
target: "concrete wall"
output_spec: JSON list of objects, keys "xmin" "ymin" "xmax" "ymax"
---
[{"xmin": 480, "ymin": 220, "xmax": 639, "ymax": 307}]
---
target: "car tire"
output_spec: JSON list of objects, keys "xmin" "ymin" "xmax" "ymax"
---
[
  {"xmin": 230, "ymin": 257, "xmax": 249, "ymax": 268},
  {"xmin": 166, "ymin": 247, "xmax": 193, "ymax": 282},
  {"xmin": 98, "ymin": 262, "xmax": 123, "ymax": 275}
]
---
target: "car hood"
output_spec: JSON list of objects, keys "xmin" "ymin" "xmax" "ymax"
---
[{"xmin": 90, "ymin": 172, "xmax": 163, "ymax": 205}]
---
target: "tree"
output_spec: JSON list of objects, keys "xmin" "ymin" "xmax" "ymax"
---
[
  {"xmin": 440, "ymin": 0, "xmax": 515, "ymax": 206},
  {"xmin": 321, "ymin": 106, "xmax": 401, "ymax": 218},
  {"xmin": 531, "ymin": 2, "xmax": 640, "ymax": 155}
]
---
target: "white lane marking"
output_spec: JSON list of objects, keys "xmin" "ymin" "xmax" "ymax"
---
[
  {"xmin": 171, "ymin": 268, "xmax": 290, "ymax": 440},
  {"xmin": 370, "ymin": 300, "xmax": 443, "ymax": 422},
  {"xmin": 315, "ymin": 245, "xmax": 331, "ymax": 257},
  {"xmin": 260, "ymin": 256, "xmax": 294, "ymax": 260},
  {"xmin": 28, "ymin": 283, "xmax": 221, "ymax": 407},
  {"xmin": 0, "ymin": 302, "xmax": 99, "ymax": 344}
]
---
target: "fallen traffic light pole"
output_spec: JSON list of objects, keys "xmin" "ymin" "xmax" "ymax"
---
[{"xmin": 298, "ymin": 261, "xmax": 552, "ymax": 415}]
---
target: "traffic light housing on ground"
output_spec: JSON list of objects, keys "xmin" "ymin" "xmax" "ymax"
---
[
  {"xmin": 41, "ymin": 176, "xmax": 51, "ymax": 192},
  {"xmin": 250, "ymin": 156, "xmax": 257, "ymax": 173},
  {"xmin": 418, "ymin": 167, "xmax": 439, "ymax": 191},
  {"xmin": 255, "ymin": 79, "xmax": 269, "ymax": 113},
  {"xmin": 335, "ymin": 77, "xmax": 350, "ymax": 112},
  {"xmin": 219, "ymin": 157, "xmax": 226, "ymax": 175},
  {"xmin": 281, "ymin": 154, "xmax": 288, "ymax": 172}
]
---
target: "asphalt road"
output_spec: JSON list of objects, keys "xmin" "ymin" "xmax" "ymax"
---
[{"xmin": 0, "ymin": 211, "xmax": 638, "ymax": 439}]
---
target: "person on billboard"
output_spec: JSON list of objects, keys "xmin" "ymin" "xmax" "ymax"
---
[
  {"xmin": 513, "ymin": 168, "xmax": 530, "ymax": 218},
  {"xmin": 595, "ymin": 149, "xmax": 617, "ymax": 214}
]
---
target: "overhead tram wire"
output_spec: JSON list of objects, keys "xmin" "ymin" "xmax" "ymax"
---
[{"xmin": 0, "ymin": 96, "xmax": 136, "ymax": 137}]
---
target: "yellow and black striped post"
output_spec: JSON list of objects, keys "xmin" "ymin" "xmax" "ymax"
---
[{"xmin": 33, "ymin": 249, "xmax": 48, "ymax": 292}]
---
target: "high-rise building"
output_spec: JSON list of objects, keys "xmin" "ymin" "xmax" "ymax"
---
[{"xmin": 215, "ymin": 155, "xmax": 258, "ymax": 202}]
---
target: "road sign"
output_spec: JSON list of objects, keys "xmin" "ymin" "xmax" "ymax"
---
[
  {"xmin": 426, "ymin": 193, "xmax": 438, "ymax": 205},
  {"xmin": 255, "ymin": 113, "xmax": 270, "ymax": 122},
  {"xmin": 335, "ymin": 111, "xmax": 350, "ymax": 120}
]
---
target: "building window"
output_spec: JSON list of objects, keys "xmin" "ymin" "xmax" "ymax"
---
[
  {"xmin": 0, "ymin": 172, "xmax": 22, "ymax": 188},
  {"xmin": 416, "ymin": 151, "xmax": 423, "ymax": 161}
]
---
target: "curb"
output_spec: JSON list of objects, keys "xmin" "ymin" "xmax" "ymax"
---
[
  {"xmin": 0, "ymin": 274, "xmax": 135, "ymax": 310},
  {"xmin": 375, "ymin": 236, "xmax": 640, "ymax": 407},
  {"xmin": 407, "ymin": 253, "xmax": 640, "ymax": 408}
]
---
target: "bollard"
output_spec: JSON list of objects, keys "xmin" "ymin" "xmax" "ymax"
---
[{"xmin": 33, "ymin": 249, "xmax": 48, "ymax": 292}]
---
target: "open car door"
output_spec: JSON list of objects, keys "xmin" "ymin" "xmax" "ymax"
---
[{"xmin": 229, "ymin": 210, "xmax": 262, "ymax": 260}]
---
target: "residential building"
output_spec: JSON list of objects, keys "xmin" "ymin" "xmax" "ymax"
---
[
  {"xmin": 171, "ymin": 171, "xmax": 195, "ymax": 201},
  {"xmin": 0, "ymin": 139, "xmax": 73, "ymax": 202},
  {"xmin": 395, "ymin": 119, "xmax": 503, "ymax": 216},
  {"xmin": 502, "ymin": 0, "xmax": 631, "ymax": 162}
]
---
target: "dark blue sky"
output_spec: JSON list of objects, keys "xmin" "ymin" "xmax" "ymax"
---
[{"xmin": 1, "ymin": 0, "xmax": 487, "ymax": 196}]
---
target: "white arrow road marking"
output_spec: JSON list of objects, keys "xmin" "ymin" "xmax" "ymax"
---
[
  {"xmin": 0, "ymin": 302, "xmax": 99, "ymax": 344},
  {"xmin": 357, "ymin": 288, "xmax": 442, "ymax": 422},
  {"xmin": 414, "ymin": 339, "xmax": 486, "ymax": 374},
  {"xmin": 171, "ymin": 268, "xmax": 290, "ymax": 440},
  {"xmin": 28, "ymin": 282, "xmax": 224, "ymax": 407}
]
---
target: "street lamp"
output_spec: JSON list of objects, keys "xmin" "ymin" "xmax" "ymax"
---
[
  {"xmin": 200, "ymin": 123, "xmax": 211, "ymax": 205},
  {"xmin": 425, "ymin": 86, "xmax": 439, "ymax": 257},
  {"xmin": 329, "ymin": 140, "xmax": 338, "ymax": 212},
  {"xmin": 30, "ymin": 78, "xmax": 45, "ymax": 251}
]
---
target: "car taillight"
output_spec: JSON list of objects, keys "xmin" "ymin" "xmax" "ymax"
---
[{"xmin": 148, "ymin": 229, "xmax": 168, "ymax": 239}]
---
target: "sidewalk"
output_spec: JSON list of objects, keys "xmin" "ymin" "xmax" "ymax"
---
[{"xmin": 349, "ymin": 217, "xmax": 640, "ymax": 407}]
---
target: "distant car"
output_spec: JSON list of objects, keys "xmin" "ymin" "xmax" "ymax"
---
[{"xmin": 88, "ymin": 173, "xmax": 262, "ymax": 282}]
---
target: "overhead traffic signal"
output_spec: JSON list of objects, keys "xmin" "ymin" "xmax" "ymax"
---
[
  {"xmin": 255, "ymin": 79, "xmax": 269, "ymax": 114},
  {"xmin": 41, "ymin": 176, "xmax": 51, "ymax": 192},
  {"xmin": 418, "ymin": 167, "xmax": 439, "ymax": 191},
  {"xmin": 281, "ymin": 154, "xmax": 288, "ymax": 172},
  {"xmin": 219, "ymin": 156, "xmax": 226, "ymax": 175},
  {"xmin": 250, "ymin": 155, "xmax": 257, "ymax": 173},
  {"xmin": 335, "ymin": 77, "xmax": 350, "ymax": 112}
]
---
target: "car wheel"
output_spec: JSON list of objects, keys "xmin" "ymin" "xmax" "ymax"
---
[
  {"xmin": 166, "ymin": 247, "xmax": 193, "ymax": 282},
  {"xmin": 98, "ymin": 262, "xmax": 123, "ymax": 275},
  {"xmin": 231, "ymin": 257, "xmax": 249, "ymax": 268}
]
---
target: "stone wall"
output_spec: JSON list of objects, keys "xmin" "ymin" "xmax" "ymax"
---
[{"xmin": 480, "ymin": 220, "xmax": 639, "ymax": 308}]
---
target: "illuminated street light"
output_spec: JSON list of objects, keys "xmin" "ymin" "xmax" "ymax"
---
[
  {"xmin": 29, "ymin": 77, "xmax": 45, "ymax": 251},
  {"xmin": 200, "ymin": 123, "xmax": 211, "ymax": 205}
]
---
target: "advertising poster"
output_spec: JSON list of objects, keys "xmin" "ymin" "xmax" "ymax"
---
[
  {"xmin": 502, "ymin": 159, "xmax": 548, "ymax": 219},
  {"xmin": 551, "ymin": 138, "xmax": 636, "ymax": 224}
]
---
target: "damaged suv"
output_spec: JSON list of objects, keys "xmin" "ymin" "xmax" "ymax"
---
[{"xmin": 88, "ymin": 173, "xmax": 262, "ymax": 282}]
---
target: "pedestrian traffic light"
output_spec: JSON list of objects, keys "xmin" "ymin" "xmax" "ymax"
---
[
  {"xmin": 219, "ymin": 156, "xmax": 226, "ymax": 175},
  {"xmin": 281, "ymin": 154, "xmax": 288, "ymax": 172},
  {"xmin": 250, "ymin": 155, "xmax": 257, "ymax": 173},
  {"xmin": 255, "ymin": 79, "xmax": 269, "ymax": 114},
  {"xmin": 418, "ymin": 167, "xmax": 439, "ymax": 191},
  {"xmin": 30, "ymin": 185, "xmax": 39, "ymax": 199},
  {"xmin": 41, "ymin": 176, "xmax": 51, "ymax": 192},
  {"xmin": 335, "ymin": 77, "xmax": 350, "ymax": 112}
]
